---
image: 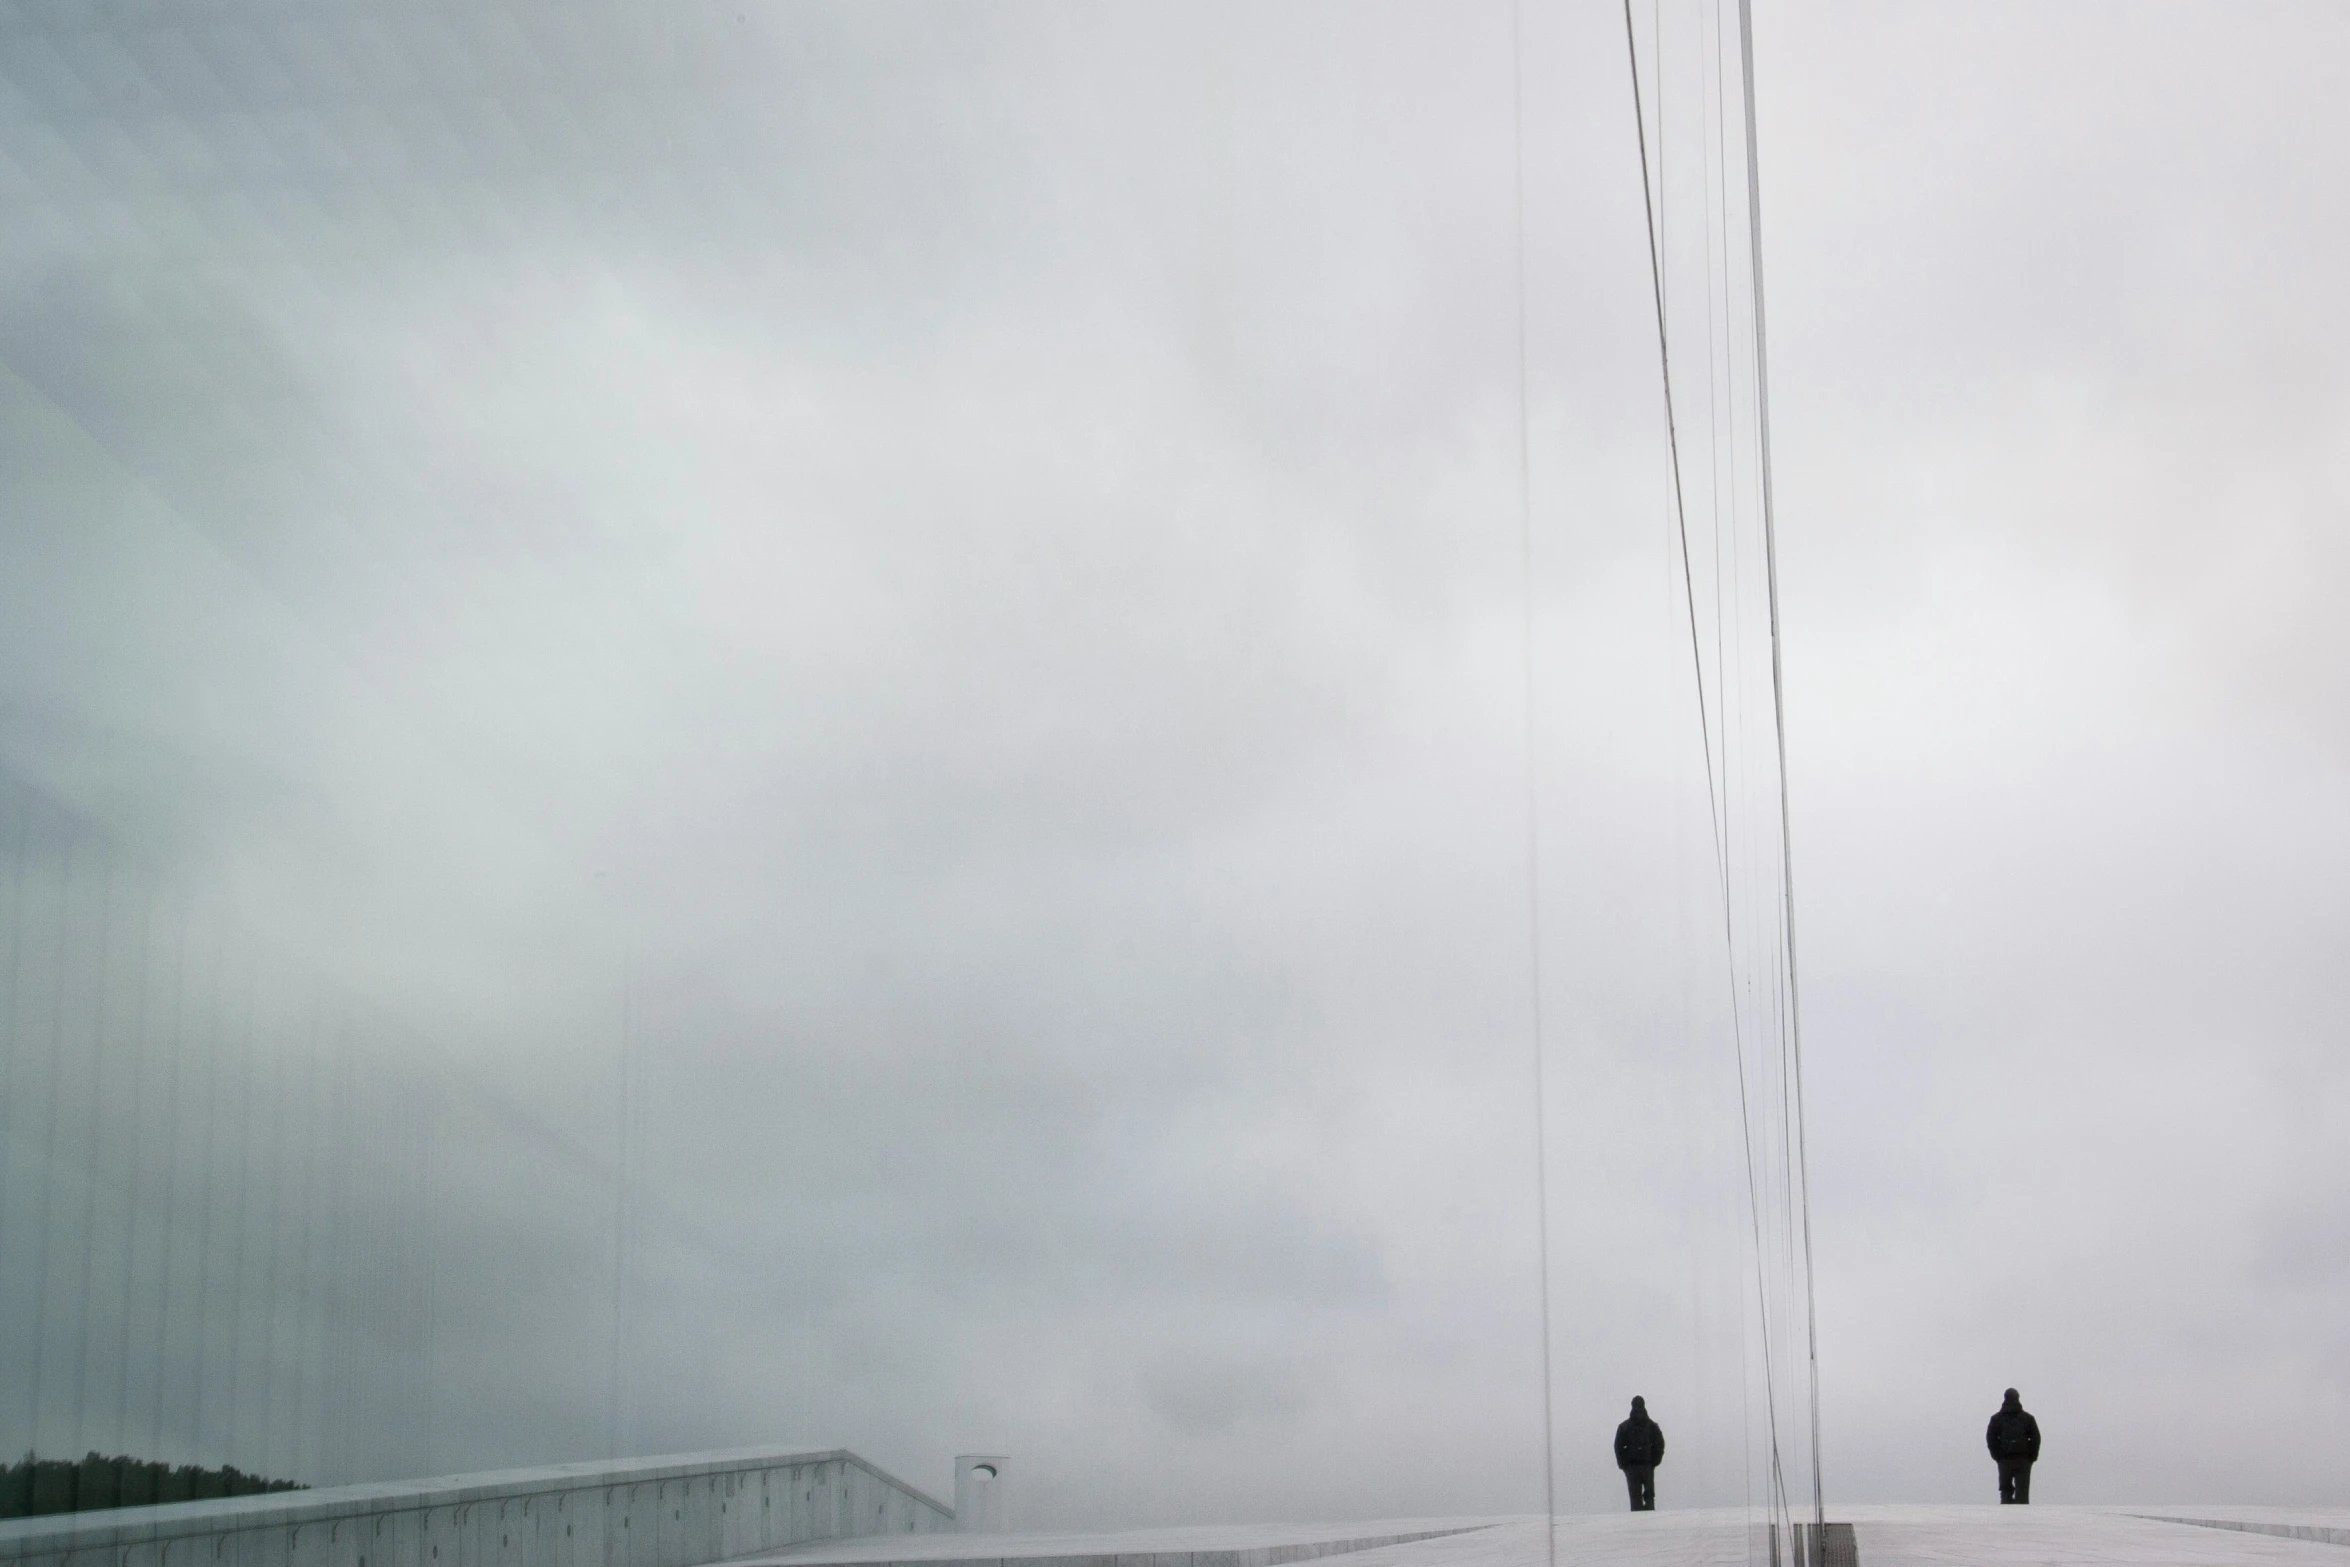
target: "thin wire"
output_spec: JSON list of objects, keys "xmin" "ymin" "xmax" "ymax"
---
[
  {"xmin": 1622, "ymin": 0, "xmax": 1730, "ymax": 913},
  {"xmin": 327, "ymin": 1018, "xmax": 355, "ymax": 1482},
  {"xmin": 1735, "ymin": 0, "xmax": 1827, "ymax": 1540},
  {"xmin": 1702, "ymin": 0, "xmax": 1737, "ymax": 801},
  {"xmin": 0, "ymin": 827, "xmax": 29, "ymax": 1383},
  {"xmin": 73, "ymin": 856, "xmax": 123, "ymax": 1454},
  {"xmin": 223, "ymin": 949, "xmax": 259, "ymax": 1468},
  {"xmin": 27, "ymin": 833, "xmax": 77, "ymax": 1457},
  {"xmin": 256, "ymin": 977, "xmax": 288, "ymax": 1474},
  {"xmin": 612, "ymin": 953, "xmax": 636, "ymax": 1462},
  {"xmin": 289, "ymin": 1018, "xmax": 320, "ymax": 1481},
  {"xmin": 190, "ymin": 918, "xmax": 226, "ymax": 1456},
  {"xmin": 151, "ymin": 895, "xmax": 189, "ymax": 1460},
  {"xmin": 1508, "ymin": 7, "xmax": 1557, "ymax": 1562},
  {"xmin": 1622, "ymin": 0, "xmax": 1795, "ymax": 1529},
  {"xmin": 1697, "ymin": 3, "xmax": 1764, "ymax": 1531},
  {"xmin": 112, "ymin": 881, "xmax": 159, "ymax": 1452},
  {"xmin": 420, "ymin": 1076, "xmax": 439, "ymax": 1474}
]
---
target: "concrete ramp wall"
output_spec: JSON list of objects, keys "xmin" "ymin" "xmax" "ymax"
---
[{"xmin": 0, "ymin": 1448, "xmax": 953, "ymax": 1567}]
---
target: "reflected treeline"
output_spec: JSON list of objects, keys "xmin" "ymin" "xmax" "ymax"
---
[
  {"xmin": 1, "ymin": 1451, "xmax": 304, "ymax": 1519},
  {"xmin": 0, "ymin": 779, "xmax": 790, "ymax": 1495},
  {"xmin": 0, "ymin": 791, "xmax": 447, "ymax": 1487}
]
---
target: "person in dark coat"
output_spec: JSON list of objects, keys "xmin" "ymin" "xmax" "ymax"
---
[
  {"xmin": 1614, "ymin": 1396, "xmax": 1665, "ymax": 1511},
  {"xmin": 1985, "ymin": 1388, "xmax": 2041, "ymax": 1503}
]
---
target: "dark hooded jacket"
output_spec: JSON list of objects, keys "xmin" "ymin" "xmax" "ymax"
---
[
  {"xmin": 1614, "ymin": 1402, "xmax": 1665, "ymax": 1469},
  {"xmin": 1985, "ymin": 1394, "xmax": 2040, "ymax": 1463}
]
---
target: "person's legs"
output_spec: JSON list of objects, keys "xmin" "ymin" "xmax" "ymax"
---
[
  {"xmin": 2015, "ymin": 1462, "xmax": 2031, "ymax": 1504},
  {"xmin": 1624, "ymin": 1468, "xmax": 1642, "ymax": 1511},
  {"xmin": 1996, "ymin": 1460, "xmax": 2021, "ymax": 1503},
  {"xmin": 1636, "ymin": 1468, "xmax": 1656, "ymax": 1510}
]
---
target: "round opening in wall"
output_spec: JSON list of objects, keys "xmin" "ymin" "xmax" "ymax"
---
[{"xmin": 970, "ymin": 1466, "xmax": 996, "ymax": 1481}]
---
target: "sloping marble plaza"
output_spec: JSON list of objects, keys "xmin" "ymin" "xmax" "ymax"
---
[
  {"xmin": 756, "ymin": 1508, "xmax": 2350, "ymax": 1567},
  {"xmin": 11, "ymin": 1442, "xmax": 2343, "ymax": 1567}
]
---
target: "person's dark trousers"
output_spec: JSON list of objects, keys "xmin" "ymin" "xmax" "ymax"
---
[
  {"xmin": 1623, "ymin": 1465, "xmax": 1656, "ymax": 1511},
  {"xmin": 1997, "ymin": 1459, "xmax": 2033, "ymax": 1504}
]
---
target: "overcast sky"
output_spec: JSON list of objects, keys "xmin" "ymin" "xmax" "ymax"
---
[{"xmin": 1, "ymin": 0, "xmax": 2346, "ymax": 1529}]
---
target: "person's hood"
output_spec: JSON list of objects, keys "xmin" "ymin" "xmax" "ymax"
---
[{"xmin": 2001, "ymin": 1391, "xmax": 2022, "ymax": 1410}]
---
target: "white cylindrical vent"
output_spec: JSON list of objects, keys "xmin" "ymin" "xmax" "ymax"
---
[{"xmin": 952, "ymin": 1455, "xmax": 1009, "ymax": 1533}]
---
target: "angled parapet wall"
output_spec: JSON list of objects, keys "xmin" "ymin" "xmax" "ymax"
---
[{"xmin": 0, "ymin": 1447, "xmax": 952, "ymax": 1567}]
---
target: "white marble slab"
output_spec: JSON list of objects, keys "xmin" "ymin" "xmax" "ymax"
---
[
  {"xmin": 739, "ymin": 1518, "xmax": 1501, "ymax": 1567},
  {"xmin": 746, "ymin": 1508, "xmax": 2350, "ymax": 1567},
  {"xmin": 1836, "ymin": 1506, "xmax": 2350, "ymax": 1567}
]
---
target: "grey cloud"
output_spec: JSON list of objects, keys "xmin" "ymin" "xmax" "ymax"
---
[{"xmin": 2, "ymin": 0, "xmax": 2345, "ymax": 1533}]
